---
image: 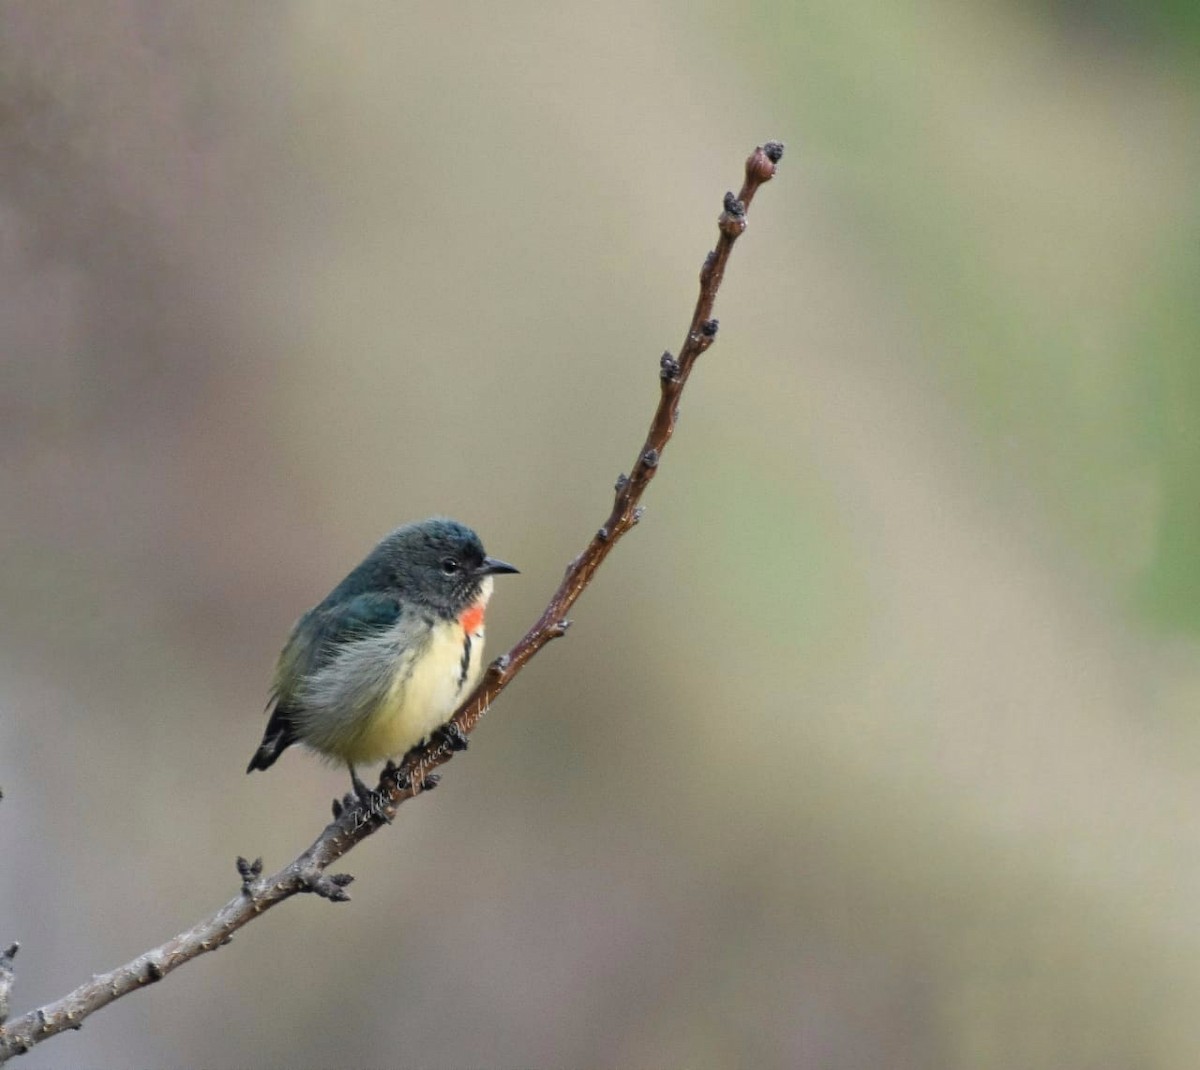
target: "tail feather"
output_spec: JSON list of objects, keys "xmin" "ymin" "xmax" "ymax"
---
[{"xmin": 246, "ymin": 705, "xmax": 298, "ymax": 774}]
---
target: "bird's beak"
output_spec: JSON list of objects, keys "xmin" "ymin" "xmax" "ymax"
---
[{"xmin": 477, "ymin": 556, "xmax": 520, "ymax": 576}]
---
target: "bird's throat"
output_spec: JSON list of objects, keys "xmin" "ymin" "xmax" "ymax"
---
[
  {"xmin": 459, "ymin": 601, "xmax": 485, "ymax": 637},
  {"xmin": 459, "ymin": 574, "xmax": 493, "ymax": 637}
]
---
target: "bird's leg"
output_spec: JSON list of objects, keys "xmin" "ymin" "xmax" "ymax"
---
[
  {"xmin": 349, "ymin": 764, "xmax": 373, "ymax": 804},
  {"xmin": 340, "ymin": 764, "xmax": 391, "ymax": 824},
  {"xmin": 432, "ymin": 721, "xmax": 469, "ymax": 752}
]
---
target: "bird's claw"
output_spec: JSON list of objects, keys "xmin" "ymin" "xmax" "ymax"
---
[
  {"xmin": 383, "ymin": 759, "xmax": 412, "ymax": 792},
  {"xmin": 345, "ymin": 768, "xmax": 392, "ymax": 824},
  {"xmin": 433, "ymin": 722, "xmax": 469, "ymax": 752}
]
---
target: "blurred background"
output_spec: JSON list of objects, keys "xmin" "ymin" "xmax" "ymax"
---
[{"xmin": 1, "ymin": 1, "xmax": 1199, "ymax": 1067}]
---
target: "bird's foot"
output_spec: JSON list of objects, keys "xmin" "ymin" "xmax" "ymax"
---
[
  {"xmin": 433, "ymin": 721, "xmax": 469, "ymax": 753},
  {"xmin": 340, "ymin": 766, "xmax": 392, "ymax": 824},
  {"xmin": 383, "ymin": 758, "xmax": 412, "ymax": 792},
  {"xmin": 378, "ymin": 759, "xmax": 440, "ymax": 800}
]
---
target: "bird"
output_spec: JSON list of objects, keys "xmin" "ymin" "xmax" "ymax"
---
[{"xmin": 247, "ymin": 518, "xmax": 518, "ymax": 808}]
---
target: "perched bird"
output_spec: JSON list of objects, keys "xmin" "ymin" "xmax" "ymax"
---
[{"xmin": 247, "ymin": 518, "xmax": 518, "ymax": 806}]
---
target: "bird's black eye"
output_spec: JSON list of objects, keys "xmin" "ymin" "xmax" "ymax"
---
[{"xmin": 440, "ymin": 557, "xmax": 460, "ymax": 575}]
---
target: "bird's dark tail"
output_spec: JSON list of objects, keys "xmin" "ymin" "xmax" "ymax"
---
[{"xmin": 246, "ymin": 706, "xmax": 297, "ymax": 774}]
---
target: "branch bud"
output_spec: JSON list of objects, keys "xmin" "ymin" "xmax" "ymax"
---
[
  {"xmin": 719, "ymin": 192, "xmax": 747, "ymax": 236},
  {"xmin": 747, "ymin": 141, "xmax": 784, "ymax": 183}
]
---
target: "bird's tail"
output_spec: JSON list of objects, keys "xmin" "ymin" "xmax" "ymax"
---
[{"xmin": 246, "ymin": 706, "xmax": 297, "ymax": 774}]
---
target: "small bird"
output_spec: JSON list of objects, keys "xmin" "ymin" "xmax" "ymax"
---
[{"xmin": 247, "ymin": 518, "xmax": 518, "ymax": 806}]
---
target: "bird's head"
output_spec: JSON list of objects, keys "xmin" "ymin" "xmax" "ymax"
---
[{"xmin": 369, "ymin": 518, "xmax": 519, "ymax": 617}]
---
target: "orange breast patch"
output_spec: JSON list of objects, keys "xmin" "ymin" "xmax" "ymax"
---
[{"xmin": 460, "ymin": 603, "xmax": 485, "ymax": 636}]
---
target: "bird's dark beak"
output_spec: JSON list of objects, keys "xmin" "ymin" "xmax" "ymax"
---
[{"xmin": 477, "ymin": 556, "xmax": 520, "ymax": 577}]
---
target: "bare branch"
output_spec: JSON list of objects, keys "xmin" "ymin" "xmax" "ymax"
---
[
  {"xmin": 388, "ymin": 141, "xmax": 784, "ymax": 805},
  {"xmin": 0, "ymin": 944, "xmax": 17, "ymax": 1028},
  {"xmin": 0, "ymin": 140, "xmax": 783, "ymax": 1063}
]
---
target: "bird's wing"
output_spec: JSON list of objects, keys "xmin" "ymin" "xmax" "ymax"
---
[
  {"xmin": 248, "ymin": 593, "xmax": 407, "ymax": 773},
  {"xmin": 271, "ymin": 592, "xmax": 404, "ymax": 705}
]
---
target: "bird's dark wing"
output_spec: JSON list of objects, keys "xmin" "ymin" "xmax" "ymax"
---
[
  {"xmin": 276, "ymin": 592, "xmax": 404, "ymax": 695},
  {"xmin": 247, "ymin": 592, "xmax": 403, "ymax": 773}
]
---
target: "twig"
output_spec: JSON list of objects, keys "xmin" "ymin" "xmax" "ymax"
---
[
  {"xmin": 0, "ymin": 140, "xmax": 783, "ymax": 1063},
  {"xmin": 0, "ymin": 945, "xmax": 17, "ymax": 1028}
]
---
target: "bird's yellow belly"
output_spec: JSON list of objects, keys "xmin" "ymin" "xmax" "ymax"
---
[{"xmin": 346, "ymin": 619, "xmax": 483, "ymax": 764}]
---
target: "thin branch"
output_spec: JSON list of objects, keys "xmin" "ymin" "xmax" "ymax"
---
[
  {"xmin": 0, "ymin": 140, "xmax": 783, "ymax": 1063},
  {"xmin": 0, "ymin": 944, "xmax": 17, "ymax": 1029}
]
